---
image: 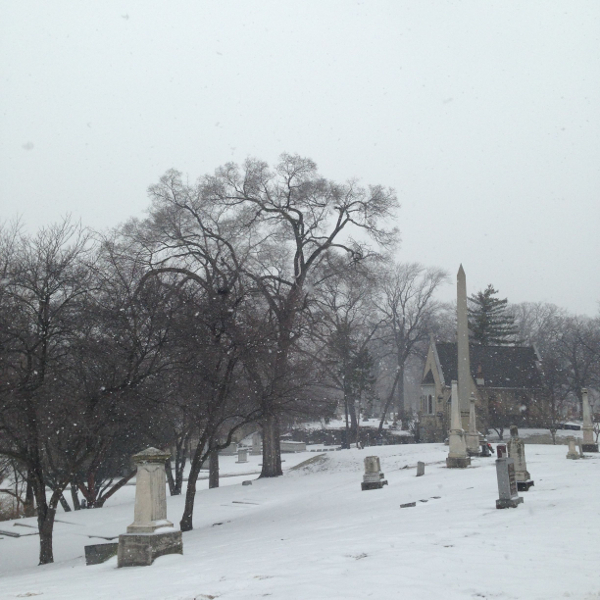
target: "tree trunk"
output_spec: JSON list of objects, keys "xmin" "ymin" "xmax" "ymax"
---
[
  {"xmin": 57, "ymin": 493, "xmax": 71, "ymax": 512},
  {"xmin": 23, "ymin": 472, "xmax": 36, "ymax": 517},
  {"xmin": 166, "ymin": 459, "xmax": 175, "ymax": 496},
  {"xmin": 180, "ymin": 441, "xmax": 207, "ymax": 532},
  {"xmin": 208, "ymin": 449, "xmax": 219, "ymax": 489},
  {"xmin": 70, "ymin": 484, "xmax": 81, "ymax": 510},
  {"xmin": 32, "ymin": 477, "xmax": 56, "ymax": 565},
  {"xmin": 260, "ymin": 413, "xmax": 282, "ymax": 478}
]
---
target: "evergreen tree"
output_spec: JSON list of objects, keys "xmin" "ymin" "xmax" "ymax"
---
[{"xmin": 468, "ymin": 284, "xmax": 520, "ymax": 345}]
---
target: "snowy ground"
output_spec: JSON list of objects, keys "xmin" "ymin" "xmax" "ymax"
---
[{"xmin": 1, "ymin": 443, "xmax": 599, "ymax": 600}]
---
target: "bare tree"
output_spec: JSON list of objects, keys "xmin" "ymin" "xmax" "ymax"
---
[{"xmin": 376, "ymin": 262, "xmax": 448, "ymax": 431}]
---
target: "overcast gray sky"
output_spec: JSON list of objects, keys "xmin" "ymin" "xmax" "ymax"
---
[{"xmin": 2, "ymin": 1, "xmax": 599, "ymax": 315}]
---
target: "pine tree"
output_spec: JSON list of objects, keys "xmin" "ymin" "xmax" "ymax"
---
[{"xmin": 468, "ymin": 284, "xmax": 520, "ymax": 345}]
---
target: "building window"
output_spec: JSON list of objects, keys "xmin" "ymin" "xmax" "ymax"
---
[{"xmin": 427, "ymin": 395, "xmax": 433, "ymax": 415}]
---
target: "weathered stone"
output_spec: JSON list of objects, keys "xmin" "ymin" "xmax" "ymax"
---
[
  {"xmin": 118, "ymin": 530, "xmax": 182, "ymax": 567},
  {"xmin": 495, "ymin": 444, "xmax": 524, "ymax": 509},
  {"xmin": 361, "ymin": 456, "xmax": 388, "ymax": 490},
  {"xmin": 582, "ymin": 389, "xmax": 598, "ymax": 452},
  {"xmin": 280, "ymin": 440, "xmax": 306, "ymax": 453},
  {"xmin": 446, "ymin": 380, "xmax": 471, "ymax": 468},
  {"xmin": 85, "ymin": 542, "xmax": 118, "ymax": 565},
  {"xmin": 416, "ymin": 461, "xmax": 425, "ymax": 477},
  {"xmin": 466, "ymin": 393, "xmax": 480, "ymax": 455},
  {"xmin": 117, "ymin": 447, "xmax": 183, "ymax": 567},
  {"xmin": 566, "ymin": 436, "xmax": 580, "ymax": 460},
  {"xmin": 400, "ymin": 502, "xmax": 416, "ymax": 508},
  {"xmin": 236, "ymin": 448, "xmax": 248, "ymax": 463},
  {"xmin": 242, "ymin": 480, "xmax": 253, "ymax": 486},
  {"xmin": 507, "ymin": 425, "xmax": 534, "ymax": 491}
]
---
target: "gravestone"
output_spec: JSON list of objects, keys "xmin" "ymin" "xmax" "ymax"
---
[
  {"xmin": 236, "ymin": 448, "xmax": 248, "ymax": 463},
  {"xmin": 446, "ymin": 380, "xmax": 471, "ymax": 468},
  {"xmin": 416, "ymin": 461, "xmax": 425, "ymax": 477},
  {"xmin": 251, "ymin": 432, "xmax": 262, "ymax": 455},
  {"xmin": 507, "ymin": 425, "xmax": 534, "ymax": 491},
  {"xmin": 566, "ymin": 436, "xmax": 580, "ymax": 460},
  {"xmin": 117, "ymin": 448, "xmax": 183, "ymax": 567},
  {"xmin": 582, "ymin": 388, "xmax": 598, "ymax": 452},
  {"xmin": 361, "ymin": 456, "xmax": 388, "ymax": 491},
  {"xmin": 495, "ymin": 444, "xmax": 524, "ymax": 509},
  {"xmin": 280, "ymin": 440, "xmax": 306, "ymax": 453},
  {"xmin": 466, "ymin": 393, "xmax": 481, "ymax": 456},
  {"xmin": 219, "ymin": 442, "xmax": 238, "ymax": 456},
  {"xmin": 85, "ymin": 542, "xmax": 118, "ymax": 565}
]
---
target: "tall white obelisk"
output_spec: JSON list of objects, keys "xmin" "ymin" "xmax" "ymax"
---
[{"xmin": 457, "ymin": 265, "xmax": 471, "ymax": 430}]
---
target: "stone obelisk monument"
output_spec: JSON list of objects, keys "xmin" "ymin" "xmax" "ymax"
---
[
  {"xmin": 466, "ymin": 393, "xmax": 480, "ymax": 455},
  {"xmin": 446, "ymin": 380, "xmax": 471, "ymax": 468},
  {"xmin": 457, "ymin": 265, "xmax": 471, "ymax": 430},
  {"xmin": 582, "ymin": 388, "xmax": 598, "ymax": 452}
]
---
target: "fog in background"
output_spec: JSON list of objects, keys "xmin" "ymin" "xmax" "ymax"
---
[{"xmin": 1, "ymin": 1, "xmax": 599, "ymax": 314}]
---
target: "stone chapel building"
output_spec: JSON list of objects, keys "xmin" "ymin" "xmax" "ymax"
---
[{"xmin": 419, "ymin": 340, "xmax": 543, "ymax": 442}]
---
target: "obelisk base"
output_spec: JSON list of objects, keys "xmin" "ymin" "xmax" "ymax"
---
[
  {"xmin": 517, "ymin": 480, "xmax": 534, "ymax": 492},
  {"xmin": 118, "ymin": 530, "xmax": 182, "ymax": 567},
  {"xmin": 446, "ymin": 456, "xmax": 471, "ymax": 468},
  {"xmin": 496, "ymin": 497, "xmax": 524, "ymax": 509}
]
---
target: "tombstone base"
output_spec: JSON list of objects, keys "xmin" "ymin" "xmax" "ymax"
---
[
  {"xmin": 496, "ymin": 496, "xmax": 524, "ymax": 509},
  {"xmin": 117, "ymin": 531, "xmax": 183, "ymax": 567},
  {"xmin": 446, "ymin": 456, "xmax": 471, "ymax": 468},
  {"xmin": 361, "ymin": 480, "xmax": 388, "ymax": 491},
  {"xmin": 566, "ymin": 453, "xmax": 580, "ymax": 460},
  {"xmin": 517, "ymin": 480, "xmax": 534, "ymax": 492},
  {"xmin": 85, "ymin": 542, "xmax": 118, "ymax": 565},
  {"xmin": 582, "ymin": 443, "xmax": 599, "ymax": 453}
]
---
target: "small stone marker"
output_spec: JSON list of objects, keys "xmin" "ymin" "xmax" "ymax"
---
[
  {"xmin": 361, "ymin": 456, "xmax": 388, "ymax": 491},
  {"xmin": 242, "ymin": 480, "xmax": 252, "ymax": 486},
  {"xmin": 495, "ymin": 443, "xmax": 524, "ymax": 509},
  {"xmin": 566, "ymin": 436, "xmax": 579, "ymax": 460},
  {"xmin": 416, "ymin": 461, "xmax": 425, "ymax": 477},
  {"xmin": 582, "ymin": 389, "xmax": 598, "ymax": 452},
  {"xmin": 236, "ymin": 448, "xmax": 248, "ymax": 463},
  {"xmin": 400, "ymin": 502, "xmax": 416, "ymax": 508},
  {"xmin": 117, "ymin": 448, "xmax": 183, "ymax": 567},
  {"xmin": 85, "ymin": 542, "xmax": 118, "ymax": 565},
  {"xmin": 507, "ymin": 425, "xmax": 534, "ymax": 491}
]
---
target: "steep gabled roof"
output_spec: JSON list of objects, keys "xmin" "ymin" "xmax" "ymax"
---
[{"xmin": 431, "ymin": 342, "xmax": 542, "ymax": 389}]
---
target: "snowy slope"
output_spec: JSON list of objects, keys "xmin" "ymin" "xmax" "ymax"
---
[{"xmin": 1, "ymin": 444, "xmax": 599, "ymax": 600}]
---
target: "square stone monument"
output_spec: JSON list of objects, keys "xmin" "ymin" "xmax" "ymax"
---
[
  {"xmin": 361, "ymin": 456, "xmax": 388, "ymax": 490},
  {"xmin": 566, "ymin": 436, "xmax": 580, "ymax": 460},
  {"xmin": 236, "ymin": 448, "xmax": 248, "ymax": 463},
  {"xmin": 117, "ymin": 447, "xmax": 183, "ymax": 567},
  {"xmin": 466, "ymin": 394, "xmax": 481, "ymax": 456},
  {"xmin": 495, "ymin": 444, "xmax": 523, "ymax": 509},
  {"xmin": 251, "ymin": 432, "xmax": 262, "ymax": 455},
  {"xmin": 507, "ymin": 425, "xmax": 534, "ymax": 491},
  {"xmin": 581, "ymin": 388, "xmax": 598, "ymax": 452}
]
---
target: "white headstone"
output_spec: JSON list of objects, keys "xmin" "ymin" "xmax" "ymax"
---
[
  {"xmin": 495, "ymin": 444, "xmax": 524, "ymax": 509},
  {"xmin": 507, "ymin": 425, "xmax": 534, "ymax": 491},
  {"xmin": 466, "ymin": 393, "xmax": 480, "ymax": 455},
  {"xmin": 566, "ymin": 436, "xmax": 580, "ymax": 460},
  {"xmin": 581, "ymin": 389, "xmax": 598, "ymax": 452}
]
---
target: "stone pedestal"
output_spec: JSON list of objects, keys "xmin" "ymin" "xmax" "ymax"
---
[
  {"xmin": 236, "ymin": 448, "xmax": 248, "ymax": 463},
  {"xmin": 507, "ymin": 425, "xmax": 534, "ymax": 491},
  {"xmin": 416, "ymin": 461, "xmax": 425, "ymax": 477},
  {"xmin": 495, "ymin": 445, "xmax": 523, "ymax": 509},
  {"xmin": 447, "ymin": 381, "xmax": 471, "ymax": 469},
  {"xmin": 582, "ymin": 389, "xmax": 598, "ymax": 452},
  {"xmin": 361, "ymin": 456, "xmax": 388, "ymax": 490},
  {"xmin": 466, "ymin": 394, "xmax": 481, "ymax": 456},
  {"xmin": 118, "ymin": 448, "xmax": 183, "ymax": 568},
  {"xmin": 566, "ymin": 436, "xmax": 580, "ymax": 460}
]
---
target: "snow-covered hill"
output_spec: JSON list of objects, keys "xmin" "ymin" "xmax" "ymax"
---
[{"xmin": 1, "ymin": 443, "xmax": 598, "ymax": 600}]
